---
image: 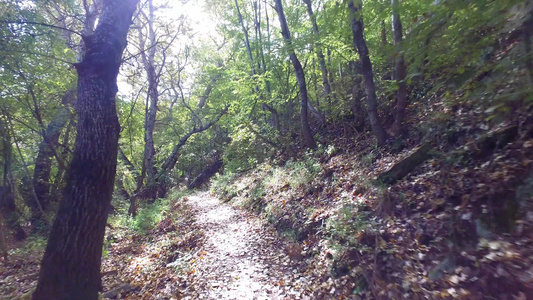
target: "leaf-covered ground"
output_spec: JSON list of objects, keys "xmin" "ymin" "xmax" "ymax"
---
[
  {"xmin": 1, "ymin": 120, "xmax": 532, "ymax": 300},
  {"xmin": 1, "ymin": 192, "xmax": 330, "ymax": 299},
  {"xmin": 179, "ymin": 192, "xmax": 312, "ymax": 299}
]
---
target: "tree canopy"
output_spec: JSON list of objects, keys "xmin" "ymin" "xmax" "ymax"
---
[{"xmin": 1, "ymin": 0, "xmax": 533, "ymax": 298}]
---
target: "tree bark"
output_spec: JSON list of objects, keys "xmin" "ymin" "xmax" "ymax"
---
[
  {"xmin": 303, "ymin": 0, "xmax": 332, "ymax": 104},
  {"xmin": 235, "ymin": 0, "xmax": 257, "ymax": 76},
  {"xmin": 188, "ymin": 159, "xmax": 223, "ymax": 190},
  {"xmin": 137, "ymin": 0, "xmax": 159, "ymax": 192},
  {"xmin": 391, "ymin": 0, "xmax": 408, "ymax": 137},
  {"xmin": 349, "ymin": 60, "xmax": 365, "ymax": 130},
  {"xmin": 32, "ymin": 0, "xmax": 138, "ymax": 299},
  {"xmin": 523, "ymin": 13, "xmax": 533, "ymax": 83},
  {"xmin": 274, "ymin": 0, "xmax": 317, "ymax": 149},
  {"xmin": 0, "ymin": 119, "xmax": 26, "ymax": 241},
  {"xmin": 348, "ymin": 0, "xmax": 388, "ymax": 145},
  {"xmin": 160, "ymin": 106, "xmax": 229, "ymax": 173},
  {"xmin": 50, "ymin": 116, "xmax": 74, "ymax": 201},
  {"xmin": 118, "ymin": 147, "xmax": 139, "ymax": 216},
  {"xmin": 31, "ymin": 90, "xmax": 74, "ymax": 227}
]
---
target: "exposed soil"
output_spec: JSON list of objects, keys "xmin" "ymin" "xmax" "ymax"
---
[{"xmin": 180, "ymin": 192, "xmax": 312, "ymax": 299}]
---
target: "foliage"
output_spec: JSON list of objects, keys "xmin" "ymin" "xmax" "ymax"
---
[{"xmin": 1, "ymin": 0, "xmax": 533, "ymax": 297}]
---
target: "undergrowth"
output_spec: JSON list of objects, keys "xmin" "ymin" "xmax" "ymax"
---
[{"xmin": 108, "ymin": 188, "xmax": 190, "ymax": 234}]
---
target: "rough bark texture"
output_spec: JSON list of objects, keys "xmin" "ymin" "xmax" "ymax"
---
[
  {"xmin": 32, "ymin": 0, "xmax": 138, "ymax": 299},
  {"xmin": 348, "ymin": 0, "xmax": 388, "ymax": 145},
  {"xmin": 391, "ymin": 0, "xmax": 408, "ymax": 137},
  {"xmin": 275, "ymin": 0, "xmax": 317, "ymax": 149},
  {"xmin": 303, "ymin": 0, "xmax": 332, "ymax": 103}
]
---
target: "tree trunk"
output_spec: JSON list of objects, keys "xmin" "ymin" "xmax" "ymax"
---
[
  {"xmin": 188, "ymin": 159, "xmax": 223, "ymax": 190},
  {"xmin": 33, "ymin": 1, "xmax": 138, "ymax": 299},
  {"xmin": 523, "ymin": 13, "xmax": 533, "ymax": 83},
  {"xmin": 235, "ymin": 0, "xmax": 257, "ymax": 76},
  {"xmin": 138, "ymin": 0, "xmax": 158, "ymax": 193},
  {"xmin": 31, "ymin": 90, "xmax": 74, "ymax": 227},
  {"xmin": 349, "ymin": 60, "xmax": 365, "ymax": 131},
  {"xmin": 160, "ymin": 106, "xmax": 228, "ymax": 174},
  {"xmin": 0, "ymin": 119, "xmax": 26, "ymax": 241},
  {"xmin": 0, "ymin": 212, "xmax": 8, "ymax": 259},
  {"xmin": 261, "ymin": 103, "xmax": 280, "ymax": 131},
  {"xmin": 50, "ymin": 116, "xmax": 74, "ymax": 201},
  {"xmin": 348, "ymin": 0, "xmax": 388, "ymax": 145},
  {"xmin": 303, "ymin": 0, "xmax": 332, "ymax": 105},
  {"xmin": 274, "ymin": 0, "xmax": 316, "ymax": 149},
  {"xmin": 391, "ymin": 0, "xmax": 408, "ymax": 137},
  {"xmin": 118, "ymin": 147, "xmax": 139, "ymax": 216}
]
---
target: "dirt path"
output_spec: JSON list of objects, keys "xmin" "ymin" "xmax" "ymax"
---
[{"xmin": 180, "ymin": 192, "xmax": 312, "ymax": 300}]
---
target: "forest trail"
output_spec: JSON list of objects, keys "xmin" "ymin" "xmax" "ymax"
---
[{"xmin": 180, "ymin": 192, "xmax": 311, "ymax": 299}]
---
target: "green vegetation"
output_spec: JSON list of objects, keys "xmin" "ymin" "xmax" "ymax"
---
[{"xmin": 1, "ymin": 0, "xmax": 532, "ymax": 298}]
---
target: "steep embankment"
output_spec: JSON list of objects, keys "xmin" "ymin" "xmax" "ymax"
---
[{"xmin": 210, "ymin": 122, "xmax": 533, "ymax": 299}]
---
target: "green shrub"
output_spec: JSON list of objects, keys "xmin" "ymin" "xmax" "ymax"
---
[
  {"xmin": 210, "ymin": 172, "xmax": 237, "ymax": 199},
  {"xmin": 133, "ymin": 197, "xmax": 170, "ymax": 234},
  {"xmin": 285, "ymin": 156, "xmax": 321, "ymax": 189}
]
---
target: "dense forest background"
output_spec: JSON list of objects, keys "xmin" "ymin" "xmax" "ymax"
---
[{"xmin": 1, "ymin": 0, "xmax": 533, "ymax": 298}]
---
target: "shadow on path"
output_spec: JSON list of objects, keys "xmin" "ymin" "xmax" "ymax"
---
[{"xmin": 182, "ymin": 192, "xmax": 311, "ymax": 300}]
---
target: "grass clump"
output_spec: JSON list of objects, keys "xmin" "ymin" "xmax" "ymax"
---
[
  {"xmin": 264, "ymin": 156, "xmax": 321, "ymax": 190},
  {"xmin": 210, "ymin": 172, "xmax": 238, "ymax": 200},
  {"xmin": 8, "ymin": 235, "xmax": 47, "ymax": 257},
  {"xmin": 133, "ymin": 198, "xmax": 171, "ymax": 234},
  {"xmin": 109, "ymin": 189, "xmax": 189, "ymax": 235}
]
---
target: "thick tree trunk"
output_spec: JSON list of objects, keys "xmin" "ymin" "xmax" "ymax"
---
[
  {"xmin": 391, "ymin": 0, "xmax": 408, "ymax": 137},
  {"xmin": 348, "ymin": 0, "xmax": 388, "ymax": 145},
  {"xmin": 303, "ymin": 0, "xmax": 332, "ymax": 104},
  {"xmin": 32, "ymin": 1, "xmax": 138, "ymax": 299},
  {"xmin": 275, "ymin": 0, "xmax": 316, "ymax": 149}
]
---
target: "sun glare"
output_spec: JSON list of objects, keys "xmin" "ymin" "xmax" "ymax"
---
[{"xmin": 117, "ymin": 0, "xmax": 220, "ymax": 97}]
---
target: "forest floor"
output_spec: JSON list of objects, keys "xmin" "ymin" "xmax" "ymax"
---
[
  {"xmin": 0, "ymin": 192, "xmax": 324, "ymax": 300},
  {"xmin": 176, "ymin": 192, "xmax": 311, "ymax": 299},
  {"xmin": 1, "ymin": 116, "xmax": 533, "ymax": 300}
]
